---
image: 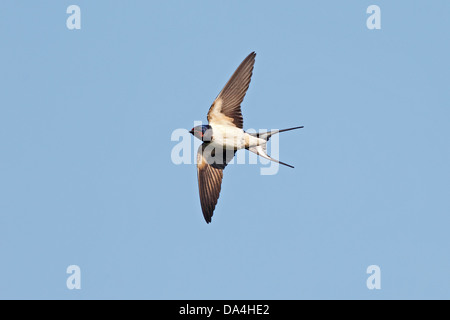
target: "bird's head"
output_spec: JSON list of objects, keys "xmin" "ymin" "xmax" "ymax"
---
[{"xmin": 189, "ymin": 125, "xmax": 212, "ymax": 142}]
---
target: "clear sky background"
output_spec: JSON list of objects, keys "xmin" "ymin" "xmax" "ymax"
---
[{"xmin": 0, "ymin": 1, "xmax": 449, "ymax": 299}]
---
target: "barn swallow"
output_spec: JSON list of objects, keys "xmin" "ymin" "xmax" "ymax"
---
[{"xmin": 190, "ymin": 52, "xmax": 303, "ymax": 223}]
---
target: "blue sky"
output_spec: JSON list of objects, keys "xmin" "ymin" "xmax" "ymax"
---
[{"xmin": 0, "ymin": 1, "xmax": 449, "ymax": 299}]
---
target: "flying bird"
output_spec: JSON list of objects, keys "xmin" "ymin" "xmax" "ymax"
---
[{"xmin": 189, "ymin": 52, "xmax": 303, "ymax": 223}]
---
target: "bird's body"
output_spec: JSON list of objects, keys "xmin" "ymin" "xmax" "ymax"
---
[
  {"xmin": 189, "ymin": 52, "xmax": 303, "ymax": 223},
  {"xmin": 210, "ymin": 124, "xmax": 247, "ymax": 149},
  {"xmin": 208, "ymin": 124, "xmax": 264, "ymax": 150}
]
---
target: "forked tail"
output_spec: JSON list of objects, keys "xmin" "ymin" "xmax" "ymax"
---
[
  {"xmin": 246, "ymin": 126, "xmax": 304, "ymax": 168},
  {"xmin": 248, "ymin": 126, "xmax": 304, "ymax": 141}
]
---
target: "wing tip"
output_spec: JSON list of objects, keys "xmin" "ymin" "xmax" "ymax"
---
[
  {"xmin": 244, "ymin": 51, "xmax": 256, "ymax": 62},
  {"xmin": 203, "ymin": 211, "xmax": 213, "ymax": 224}
]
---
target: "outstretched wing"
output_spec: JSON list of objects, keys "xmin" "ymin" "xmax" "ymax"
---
[
  {"xmin": 207, "ymin": 52, "xmax": 256, "ymax": 129},
  {"xmin": 196, "ymin": 143, "xmax": 236, "ymax": 223}
]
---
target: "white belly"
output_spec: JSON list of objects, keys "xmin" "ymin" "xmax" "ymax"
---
[
  {"xmin": 210, "ymin": 125, "xmax": 266, "ymax": 150},
  {"xmin": 211, "ymin": 125, "xmax": 246, "ymax": 149}
]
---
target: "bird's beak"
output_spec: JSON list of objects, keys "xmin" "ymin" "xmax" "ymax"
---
[{"xmin": 189, "ymin": 129, "xmax": 194, "ymax": 135}]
